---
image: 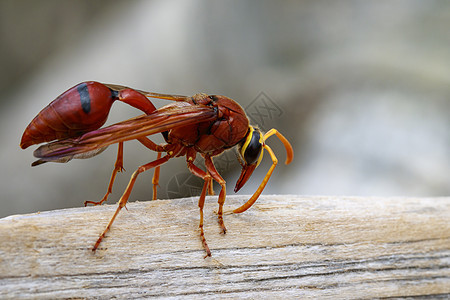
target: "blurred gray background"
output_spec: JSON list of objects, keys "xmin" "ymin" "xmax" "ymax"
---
[{"xmin": 1, "ymin": 0, "xmax": 449, "ymax": 218}]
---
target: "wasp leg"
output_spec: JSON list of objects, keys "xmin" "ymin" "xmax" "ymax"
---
[
  {"xmin": 208, "ymin": 177, "xmax": 215, "ymax": 195},
  {"xmin": 85, "ymin": 142, "xmax": 125, "ymax": 206},
  {"xmin": 151, "ymin": 152, "xmax": 162, "ymax": 200},
  {"xmin": 186, "ymin": 149, "xmax": 212, "ymax": 257},
  {"xmin": 92, "ymin": 154, "xmax": 171, "ymax": 252},
  {"xmin": 204, "ymin": 155, "xmax": 227, "ymax": 234},
  {"xmin": 137, "ymin": 137, "xmax": 166, "ymax": 200}
]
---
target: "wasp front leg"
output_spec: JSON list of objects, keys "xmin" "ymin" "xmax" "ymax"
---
[{"xmin": 93, "ymin": 154, "xmax": 171, "ymax": 252}]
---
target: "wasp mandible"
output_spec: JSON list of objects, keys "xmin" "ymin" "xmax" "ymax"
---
[{"xmin": 21, "ymin": 81, "xmax": 293, "ymax": 257}]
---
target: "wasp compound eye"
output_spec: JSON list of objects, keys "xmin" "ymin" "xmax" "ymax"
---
[{"xmin": 240, "ymin": 127, "xmax": 263, "ymax": 165}]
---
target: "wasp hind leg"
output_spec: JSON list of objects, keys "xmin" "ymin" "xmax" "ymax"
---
[
  {"xmin": 85, "ymin": 142, "xmax": 125, "ymax": 206},
  {"xmin": 92, "ymin": 154, "xmax": 171, "ymax": 252}
]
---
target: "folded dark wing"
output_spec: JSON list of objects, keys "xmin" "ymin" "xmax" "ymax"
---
[{"xmin": 32, "ymin": 104, "xmax": 216, "ymax": 163}]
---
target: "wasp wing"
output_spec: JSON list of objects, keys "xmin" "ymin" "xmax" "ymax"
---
[
  {"xmin": 32, "ymin": 104, "xmax": 216, "ymax": 164},
  {"xmin": 103, "ymin": 83, "xmax": 189, "ymax": 102}
]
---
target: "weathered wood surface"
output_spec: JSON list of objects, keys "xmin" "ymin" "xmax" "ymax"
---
[{"xmin": 0, "ymin": 195, "xmax": 449, "ymax": 299}]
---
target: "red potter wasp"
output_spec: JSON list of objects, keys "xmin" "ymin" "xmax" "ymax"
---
[{"xmin": 20, "ymin": 82, "xmax": 293, "ymax": 257}]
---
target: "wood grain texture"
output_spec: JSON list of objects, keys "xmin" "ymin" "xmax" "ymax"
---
[{"xmin": 0, "ymin": 195, "xmax": 449, "ymax": 299}]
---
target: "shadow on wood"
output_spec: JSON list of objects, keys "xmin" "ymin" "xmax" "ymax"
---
[{"xmin": 0, "ymin": 195, "xmax": 449, "ymax": 298}]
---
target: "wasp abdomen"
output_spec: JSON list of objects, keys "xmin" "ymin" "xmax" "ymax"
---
[{"xmin": 20, "ymin": 81, "xmax": 118, "ymax": 149}]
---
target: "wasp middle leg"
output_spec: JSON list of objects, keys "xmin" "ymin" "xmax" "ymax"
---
[
  {"xmin": 137, "ymin": 137, "xmax": 166, "ymax": 200},
  {"xmin": 185, "ymin": 149, "xmax": 213, "ymax": 257}
]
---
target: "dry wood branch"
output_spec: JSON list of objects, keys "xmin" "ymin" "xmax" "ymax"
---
[{"xmin": 0, "ymin": 195, "xmax": 449, "ymax": 298}]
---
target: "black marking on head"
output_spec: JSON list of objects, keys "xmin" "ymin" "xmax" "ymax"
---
[{"xmin": 77, "ymin": 83, "xmax": 91, "ymax": 114}]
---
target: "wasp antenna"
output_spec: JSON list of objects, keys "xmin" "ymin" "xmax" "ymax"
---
[
  {"xmin": 263, "ymin": 129, "xmax": 293, "ymax": 165},
  {"xmin": 232, "ymin": 144, "xmax": 277, "ymax": 214}
]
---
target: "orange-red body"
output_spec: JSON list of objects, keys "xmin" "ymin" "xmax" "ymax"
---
[{"xmin": 20, "ymin": 81, "xmax": 293, "ymax": 257}]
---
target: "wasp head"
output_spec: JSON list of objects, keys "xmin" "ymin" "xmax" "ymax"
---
[{"xmin": 235, "ymin": 126, "xmax": 264, "ymax": 192}]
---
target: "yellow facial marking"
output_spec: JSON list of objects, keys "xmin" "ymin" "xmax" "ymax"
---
[{"xmin": 240, "ymin": 126, "xmax": 255, "ymax": 158}]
